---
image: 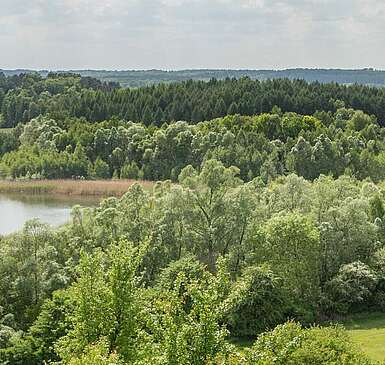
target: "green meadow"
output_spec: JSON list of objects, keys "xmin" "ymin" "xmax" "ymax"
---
[{"xmin": 343, "ymin": 314, "xmax": 385, "ymax": 362}]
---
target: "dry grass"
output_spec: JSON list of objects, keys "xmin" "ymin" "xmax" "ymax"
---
[{"xmin": 0, "ymin": 179, "xmax": 154, "ymax": 197}]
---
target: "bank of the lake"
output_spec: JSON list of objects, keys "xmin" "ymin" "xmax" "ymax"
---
[
  {"xmin": 0, "ymin": 179, "xmax": 154, "ymax": 197},
  {"xmin": 0, "ymin": 179, "xmax": 154, "ymax": 234}
]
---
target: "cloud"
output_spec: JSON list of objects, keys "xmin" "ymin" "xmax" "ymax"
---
[{"xmin": 0, "ymin": 0, "xmax": 384, "ymax": 69}]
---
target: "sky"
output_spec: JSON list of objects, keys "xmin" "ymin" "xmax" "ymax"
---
[{"xmin": 1, "ymin": 0, "xmax": 385, "ymax": 70}]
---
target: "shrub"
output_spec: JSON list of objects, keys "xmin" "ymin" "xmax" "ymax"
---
[
  {"xmin": 247, "ymin": 322, "xmax": 373, "ymax": 365},
  {"xmin": 225, "ymin": 265, "xmax": 287, "ymax": 337},
  {"xmin": 325, "ymin": 261, "xmax": 378, "ymax": 314}
]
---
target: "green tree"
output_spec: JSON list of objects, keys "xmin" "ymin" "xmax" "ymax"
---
[
  {"xmin": 57, "ymin": 240, "xmax": 147, "ymax": 363},
  {"xmin": 91, "ymin": 157, "xmax": 110, "ymax": 179},
  {"xmin": 178, "ymin": 160, "xmax": 245, "ymax": 272},
  {"xmin": 262, "ymin": 213, "xmax": 320, "ymax": 316},
  {"xmin": 225, "ymin": 265, "xmax": 287, "ymax": 337}
]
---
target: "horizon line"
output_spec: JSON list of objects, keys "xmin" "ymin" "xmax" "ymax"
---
[{"xmin": 1, "ymin": 67, "xmax": 384, "ymax": 73}]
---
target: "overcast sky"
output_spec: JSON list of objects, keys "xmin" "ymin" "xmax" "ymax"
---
[{"xmin": 1, "ymin": 0, "xmax": 384, "ymax": 70}]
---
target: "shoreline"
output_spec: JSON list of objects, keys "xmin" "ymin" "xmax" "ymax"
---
[{"xmin": 0, "ymin": 179, "xmax": 154, "ymax": 197}]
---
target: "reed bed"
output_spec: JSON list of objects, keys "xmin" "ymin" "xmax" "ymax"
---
[{"xmin": 0, "ymin": 179, "xmax": 154, "ymax": 197}]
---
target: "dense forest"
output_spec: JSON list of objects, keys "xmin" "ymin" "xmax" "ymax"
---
[
  {"xmin": 1, "ymin": 165, "xmax": 385, "ymax": 364},
  {"xmin": 2, "ymin": 73, "xmax": 385, "ymax": 130},
  {"xmin": 2, "ymin": 68, "xmax": 385, "ymax": 87},
  {"xmin": 1, "ymin": 101, "xmax": 385, "ymax": 184},
  {"xmin": 1, "ymin": 73, "xmax": 385, "ymax": 364}
]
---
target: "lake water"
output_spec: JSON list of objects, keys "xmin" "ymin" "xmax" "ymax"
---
[{"xmin": 0, "ymin": 193, "xmax": 98, "ymax": 235}]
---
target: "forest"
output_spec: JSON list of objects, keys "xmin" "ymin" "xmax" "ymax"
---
[
  {"xmin": 2, "ymin": 72, "xmax": 385, "ymax": 129},
  {"xmin": 1, "ymin": 166, "xmax": 385, "ymax": 364},
  {"xmin": 3, "ymin": 68, "xmax": 385, "ymax": 88},
  {"xmin": 1, "ymin": 73, "xmax": 385, "ymax": 364},
  {"xmin": 1, "ymin": 102, "xmax": 385, "ymax": 184}
]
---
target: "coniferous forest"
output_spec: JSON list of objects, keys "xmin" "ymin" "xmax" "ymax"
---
[{"xmin": 1, "ymin": 72, "xmax": 385, "ymax": 364}]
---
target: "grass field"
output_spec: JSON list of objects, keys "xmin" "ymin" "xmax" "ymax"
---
[
  {"xmin": 342, "ymin": 313, "xmax": 385, "ymax": 362},
  {"xmin": 0, "ymin": 179, "xmax": 154, "ymax": 197}
]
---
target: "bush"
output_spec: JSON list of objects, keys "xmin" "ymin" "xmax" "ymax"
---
[
  {"xmin": 325, "ymin": 261, "xmax": 378, "ymax": 314},
  {"xmin": 247, "ymin": 322, "xmax": 373, "ymax": 365},
  {"xmin": 225, "ymin": 265, "xmax": 288, "ymax": 337}
]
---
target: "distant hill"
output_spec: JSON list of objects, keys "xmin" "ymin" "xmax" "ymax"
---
[{"xmin": 2, "ymin": 68, "xmax": 385, "ymax": 88}]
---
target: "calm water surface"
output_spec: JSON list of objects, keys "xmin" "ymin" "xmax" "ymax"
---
[{"xmin": 0, "ymin": 193, "xmax": 99, "ymax": 235}]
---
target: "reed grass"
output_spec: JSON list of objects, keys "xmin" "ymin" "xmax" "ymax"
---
[{"xmin": 0, "ymin": 179, "xmax": 154, "ymax": 197}]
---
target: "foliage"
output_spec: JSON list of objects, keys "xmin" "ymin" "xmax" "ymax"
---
[
  {"xmin": 247, "ymin": 322, "xmax": 373, "ymax": 365},
  {"xmin": 261, "ymin": 213, "xmax": 320, "ymax": 320},
  {"xmin": 0, "ymin": 159, "xmax": 385, "ymax": 363},
  {"xmin": 156, "ymin": 255, "xmax": 207, "ymax": 291},
  {"xmin": 225, "ymin": 265, "xmax": 287, "ymax": 337},
  {"xmin": 2, "ymin": 107, "xmax": 385, "ymax": 185},
  {"xmin": 2, "ymin": 73, "xmax": 385, "ymax": 185},
  {"xmin": 56, "ymin": 240, "xmax": 147, "ymax": 363},
  {"xmin": 146, "ymin": 267, "xmax": 231, "ymax": 365},
  {"xmin": 67, "ymin": 339, "xmax": 122, "ymax": 365},
  {"xmin": 325, "ymin": 262, "xmax": 379, "ymax": 314},
  {"xmin": 2, "ymin": 73, "xmax": 385, "ymax": 128},
  {"xmin": 91, "ymin": 157, "xmax": 110, "ymax": 179}
]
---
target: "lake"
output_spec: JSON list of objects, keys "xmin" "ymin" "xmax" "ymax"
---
[{"xmin": 0, "ymin": 193, "xmax": 99, "ymax": 235}]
